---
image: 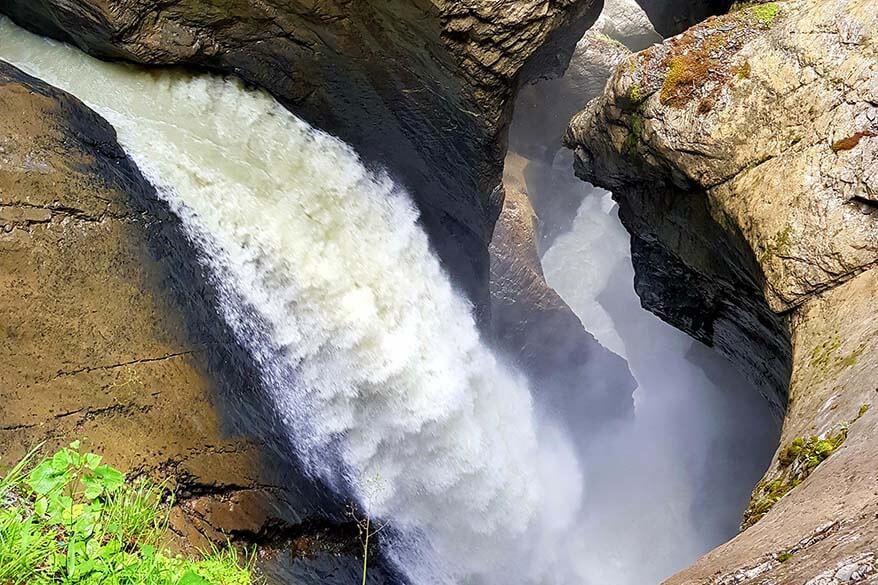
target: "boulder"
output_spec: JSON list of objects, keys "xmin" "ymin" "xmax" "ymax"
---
[
  {"xmin": 634, "ymin": 0, "xmax": 734, "ymax": 37},
  {"xmin": 564, "ymin": 0, "xmax": 878, "ymax": 581},
  {"xmin": 595, "ymin": 0, "xmax": 662, "ymax": 50}
]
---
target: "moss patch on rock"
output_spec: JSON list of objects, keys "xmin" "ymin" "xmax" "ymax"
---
[
  {"xmin": 743, "ymin": 404, "xmax": 870, "ymax": 529},
  {"xmin": 758, "ymin": 224, "xmax": 792, "ymax": 264},
  {"xmin": 656, "ymin": 3, "xmax": 783, "ymax": 110},
  {"xmin": 743, "ymin": 429, "xmax": 847, "ymax": 528},
  {"xmin": 809, "ymin": 334, "xmax": 867, "ymax": 378}
]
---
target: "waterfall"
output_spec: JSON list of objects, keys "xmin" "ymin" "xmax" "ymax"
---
[{"xmin": 0, "ymin": 18, "xmax": 587, "ymax": 585}]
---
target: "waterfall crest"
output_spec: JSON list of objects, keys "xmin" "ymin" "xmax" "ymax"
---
[{"xmin": 0, "ymin": 18, "xmax": 585, "ymax": 584}]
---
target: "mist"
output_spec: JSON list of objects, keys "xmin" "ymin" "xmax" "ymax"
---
[{"xmin": 504, "ymin": 5, "xmax": 780, "ymax": 581}]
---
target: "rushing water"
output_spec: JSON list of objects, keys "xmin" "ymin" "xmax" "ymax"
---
[{"xmin": 0, "ymin": 17, "xmax": 596, "ymax": 585}]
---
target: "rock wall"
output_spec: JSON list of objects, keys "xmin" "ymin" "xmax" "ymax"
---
[
  {"xmin": 0, "ymin": 60, "xmax": 352, "ymax": 562},
  {"xmin": 489, "ymin": 189, "xmax": 636, "ymax": 430},
  {"xmin": 507, "ymin": 30, "xmax": 631, "ymax": 247},
  {"xmin": 565, "ymin": 0, "xmax": 878, "ymax": 581},
  {"xmin": 596, "ymin": 0, "xmax": 662, "ymax": 50},
  {"xmin": 0, "ymin": 0, "xmax": 602, "ymax": 313}
]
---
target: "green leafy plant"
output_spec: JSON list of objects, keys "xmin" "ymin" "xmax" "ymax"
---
[{"xmin": 0, "ymin": 442, "xmax": 258, "ymax": 585}]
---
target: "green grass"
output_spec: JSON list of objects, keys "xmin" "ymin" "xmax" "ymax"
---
[{"xmin": 0, "ymin": 442, "xmax": 258, "ymax": 585}]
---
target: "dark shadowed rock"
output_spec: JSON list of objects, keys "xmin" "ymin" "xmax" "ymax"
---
[
  {"xmin": 565, "ymin": 0, "xmax": 878, "ymax": 581},
  {"xmin": 634, "ymin": 0, "xmax": 734, "ymax": 37},
  {"xmin": 0, "ymin": 0, "xmax": 603, "ymax": 314}
]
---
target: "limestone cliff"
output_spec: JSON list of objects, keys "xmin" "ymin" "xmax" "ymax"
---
[
  {"xmin": 565, "ymin": 0, "xmax": 878, "ymax": 581},
  {"xmin": 0, "ymin": 0, "xmax": 602, "ymax": 312},
  {"xmin": 0, "ymin": 60, "xmax": 356, "ymax": 565}
]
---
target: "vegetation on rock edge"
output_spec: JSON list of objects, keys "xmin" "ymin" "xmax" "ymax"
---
[
  {"xmin": 742, "ymin": 404, "xmax": 870, "ymax": 529},
  {"xmin": 0, "ymin": 442, "xmax": 258, "ymax": 585}
]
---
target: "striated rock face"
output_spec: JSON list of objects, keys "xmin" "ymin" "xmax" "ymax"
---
[
  {"xmin": 0, "ymin": 0, "xmax": 602, "ymax": 312},
  {"xmin": 565, "ymin": 0, "xmax": 878, "ymax": 581},
  {"xmin": 0, "ymin": 60, "xmax": 351, "ymax": 561},
  {"xmin": 489, "ymin": 188, "xmax": 636, "ymax": 431}
]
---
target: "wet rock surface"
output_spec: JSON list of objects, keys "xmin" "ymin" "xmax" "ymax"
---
[
  {"xmin": 565, "ymin": 0, "xmax": 878, "ymax": 581},
  {"xmin": 0, "ymin": 0, "xmax": 602, "ymax": 313},
  {"xmin": 489, "ymin": 189, "xmax": 636, "ymax": 430},
  {"xmin": 506, "ymin": 30, "xmax": 631, "ymax": 247}
]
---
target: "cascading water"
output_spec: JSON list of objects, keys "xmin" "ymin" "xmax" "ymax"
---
[{"xmin": 0, "ymin": 18, "xmax": 590, "ymax": 585}]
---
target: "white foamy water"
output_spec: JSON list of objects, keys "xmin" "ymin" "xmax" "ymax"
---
[{"xmin": 0, "ymin": 17, "xmax": 588, "ymax": 585}]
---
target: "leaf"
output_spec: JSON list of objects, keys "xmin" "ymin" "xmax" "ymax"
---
[
  {"xmin": 28, "ymin": 460, "xmax": 68, "ymax": 495},
  {"xmin": 82, "ymin": 475, "xmax": 104, "ymax": 500},
  {"xmin": 85, "ymin": 534, "xmax": 102, "ymax": 559},
  {"xmin": 92, "ymin": 465, "xmax": 125, "ymax": 492},
  {"xmin": 75, "ymin": 510, "xmax": 97, "ymax": 538},
  {"xmin": 52, "ymin": 448, "xmax": 73, "ymax": 471},
  {"xmin": 101, "ymin": 539, "xmax": 121, "ymax": 560},
  {"xmin": 179, "ymin": 570, "xmax": 213, "ymax": 585},
  {"xmin": 34, "ymin": 496, "xmax": 49, "ymax": 516},
  {"xmin": 69, "ymin": 440, "xmax": 81, "ymax": 451},
  {"xmin": 84, "ymin": 453, "xmax": 102, "ymax": 470}
]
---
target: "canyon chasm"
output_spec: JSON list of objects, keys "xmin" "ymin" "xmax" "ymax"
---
[{"xmin": 0, "ymin": 0, "xmax": 875, "ymax": 584}]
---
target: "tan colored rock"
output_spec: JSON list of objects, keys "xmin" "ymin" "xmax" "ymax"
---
[
  {"xmin": 565, "ymin": 0, "xmax": 878, "ymax": 581},
  {"xmin": 0, "ymin": 60, "xmax": 297, "ymax": 552},
  {"xmin": 0, "ymin": 0, "xmax": 602, "ymax": 311}
]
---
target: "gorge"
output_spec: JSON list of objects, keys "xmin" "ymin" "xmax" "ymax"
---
[{"xmin": 0, "ymin": 0, "xmax": 875, "ymax": 584}]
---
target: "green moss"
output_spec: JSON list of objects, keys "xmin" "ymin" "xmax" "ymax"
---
[
  {"xmin": 777, "ymin": 551, "xmax": 793, "ymax": 562},
  {"xmin": 837, "ymin": 344, "xmax": 865, "ymax": 369},
  {"xmin": 810, "ymin": 334, "xmax": 867, "ymax": 377},
  {"xmin": 731, "ymin": 2, "xmax": 782, "ymax": 25},
  {"xmin": 749, "ymin": 3, "xmax": 781, "ymax": 25},
  {"xmin": 658, "ymin": 3, "xmax": 781, "ymax": 110},
  {"xmin": 810, "ymin": 335, "xmax": 842, "ymax": 370},
  {"xmin": 744, "ymin": 426, "xmax": 849, "ymax": 528},
  {"xmin": 758, "ymin": 224, "xmax": 793, "ymax": 264},
  {"xmin": 629, "ymin": 83, "xmax": 645, "ymax": 105},
  {"xmin": 745, "ymin": 402, "xmax": 871, "ymax": 528},
  {"xmin": 623, "ymin": 113, "xmax": 646, "ymax": 158},
  {"xmin": 734, "ymin": 61, "xmax": 752, "ymax": 79}
]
